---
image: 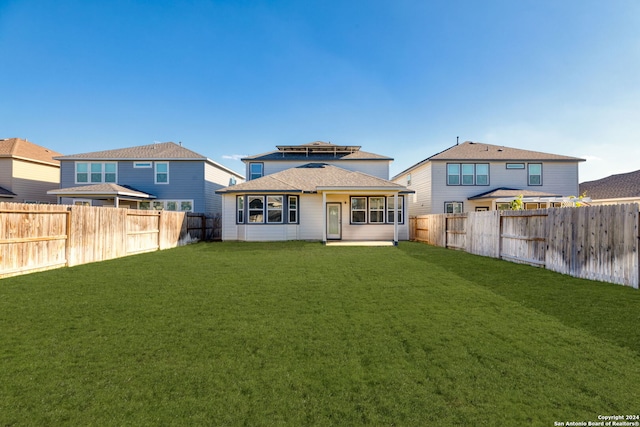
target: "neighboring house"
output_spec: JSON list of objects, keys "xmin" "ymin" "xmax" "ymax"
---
[
  {"xmin": 49, "ymin": 142, "xmax": 244, "ymax": 214},
  {"xmin": 0, "ymin": 138, "xmax": 61, "ymax": 204},
  {"xmin": 216, "ymin": 142, "xmax": 413, "ymax": 244},
  {"xmin": 392, "ymin": 141, "xmax": 585, "ymax": 215},
  {"xmin": 579, "ymin": 169, "xmax": 640, "ymax": 205}
]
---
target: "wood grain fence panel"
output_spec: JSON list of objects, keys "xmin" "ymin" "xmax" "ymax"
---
[
  {"xmin": 0, "ymin": 202, "xmax": 70, "ymax": 277},
  {"xmin": 126, "ymin": 211, "xmax": 160, "ymax": 255},
  {"xmin": 160, "ymin": 211, "xmax": 187, "ymax": 249},
  {"xmin": 467, "ymin": 211, "xmax": 500, "ymax": 258},
  {"xmin": 445, "ymin": 214, "xmax": 467, "ymax": 250}
]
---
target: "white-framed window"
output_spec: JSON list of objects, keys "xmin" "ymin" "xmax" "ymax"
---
[
  {"xmin": 369, "ymin": 197, "xmax": 385, "ymax": 223},
  {"xmin": 141, "ymin": 200, "xmax": 193, "ymax": 212},
  {"xmin": 351, "ymin": 197, "xmax": 367, "ymax": 224},
  {"xmin": 134, "ymin": 162, "xmax": 152, "ymax": 168},
  {"xmin": 506, "ymin": 163, "xmax": 525, "ymax": 169},
  {"xmin": 387, "ymin": 196, "xmax": 404, "ymax": 224},
  {"xmin": 73, "ymin": 199, "xmax": 92, "ymax": 206},
  {"xmin": 407, "ymin": 173, "xmax": 412, "ymax": 186},
  {"xmin": 249, "ymin": 163, "xmax": 263, "ymax": 180},
  {"xmin": 155, "ymin": 162, "xmax": 169, "ymax": 184},
  {"xmin": 236, "ymin": 195, "xmax": 299, "ymax": 224},
  {"xmin": 267, "ymin": 196, "xmax": 283, "ymax": 223},
  {"xmin": 528, "ymin": 163, "xmax": 542, "ymax": 185},
  {"xmin": 237, "ymin": 196, "xmax": 244, "ymax": 223},
  {"xmin": 444, "ymin": 201, "xmax": 463, "ymax": 213},
  {"xmin": 75, "ymin": 162, "xmax": 117, "ymax": 184},
  {"xmin": 229, "ymin": 176, "xmax": 237, "ymax": 186},
  {"xmin": 288, "ymin": 196, "xmax": 298, "ymax": 223},
  {"xmin": 248, "ymin": 196, "xmax": 264, "ymax": 223}
]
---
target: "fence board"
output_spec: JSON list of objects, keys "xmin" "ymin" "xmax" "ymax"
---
[
  {"xmin": 1, "ymin": 202, "xmax": 199, "ymax": 278},
  {"xmin": 411, "ymin": 203, "xmax": 639, "ymax": 289}
]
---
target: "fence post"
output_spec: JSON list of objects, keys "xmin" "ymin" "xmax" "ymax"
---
[
  {"xmin": 65, "ymin": 207, "xmax": 72, "ymax": 267},
  {"xmin": 201, "ymin": 214, "xmax": 206, "ymax": 241}
]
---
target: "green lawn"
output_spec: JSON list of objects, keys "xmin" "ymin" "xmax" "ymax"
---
[{"xmin": 1, "ymin": 241, "xmax": 639, "ymax": 426}]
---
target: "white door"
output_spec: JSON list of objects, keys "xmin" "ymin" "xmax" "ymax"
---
[{"xmin": 326, "ymin": 203, "xmax": 342, "ymax": 240}]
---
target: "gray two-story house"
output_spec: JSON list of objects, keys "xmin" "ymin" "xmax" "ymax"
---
[
  {"xmin": 392, "ymin": 141, "xmax": 585, "ymax": 215},
  {"xmin": 49, "ymin": 142, "xmax": 244, "ymax": 214}
]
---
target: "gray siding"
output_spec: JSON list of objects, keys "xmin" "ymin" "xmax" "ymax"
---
[{"xmin": 248, "ymin": 159, "xmax": 391, "ymax": 180}]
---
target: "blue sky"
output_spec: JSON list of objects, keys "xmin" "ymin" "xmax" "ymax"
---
[{"xmin": 1, "ymin": 0, "xmax": 639, "ymax": 182}]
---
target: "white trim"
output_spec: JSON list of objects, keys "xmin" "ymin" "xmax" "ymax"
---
[{"xmin": 155, "ymin": 162, "xmax": 169, "ymax": 184}]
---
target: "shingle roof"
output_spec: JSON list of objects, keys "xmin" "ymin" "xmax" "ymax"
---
[
  {"xmin": 56, "ymin": 142, "xmax": 207, "ymax": 160},
  {"xmin": 430, "ymin": 142, "xmax": 585, "ymax": 161},
  {"xmin": 468, "ymin": 187, "xmax": 561, "ymax": 200},
  {"xmin": 392, "ymin": 141, "xmax": 585, "ymax": 179},
  {"xmin": 47, "ymin": 183, "xmax": 155, "ymax": 199},
  {"xmin": 579, "ymin": 169, "xmax": 640, "ymax": 200},
  {"xmin": 0, "ymin": 138, "xmax": 62, "ymax": 166},
  {"xmin": 0, "ymin": 185, "xmax": 17, "ymax": 197},
  {"xmin": 243, "ymin": 141, "xmax": 392, "ymax": 162},
  {"xmin": 217, "ymin": 163, "xmax": 408, "ymax": 194}
]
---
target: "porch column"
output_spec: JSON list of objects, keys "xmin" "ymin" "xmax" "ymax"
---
[
  {"xmin": 322, "ymin": 192, "xmax": 327, "ymax": 243},
  {"xmin": 114, "ymin": 197, "xmax": 120, "ymax": 208},
  {"xmin": 393, "ymin": 192, "xmax": 398, "ymax": 245}
]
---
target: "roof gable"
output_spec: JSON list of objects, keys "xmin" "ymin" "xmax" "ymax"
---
[
  {"xmin": 0, "ymin": 138, "xmax": 62, "ymax": 166},
  {"xmin": 217, "ymin": 163, "xmax": 407, "ymax": 194}
]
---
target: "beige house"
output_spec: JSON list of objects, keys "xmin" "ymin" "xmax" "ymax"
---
[
  {"xmin": 216, "ymin": 142, "xmax": 412, "ymax": 244},
  {"xmin": 392, "ymin": 141, "xmax": 585, "ymax": 215},
  {"xmin": 0, "ymin": 138, "xmax": 61, "ymax": 204},
  {"xmin": 579, "ymin": 170, "xmax": 640, "ymax": 205}
]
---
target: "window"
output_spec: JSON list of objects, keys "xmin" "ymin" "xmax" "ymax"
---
[
  {"xmin": 76, "ymin": 163, "xmax": 88, "ymax": 183},
  {"xmin": 528, "ymin": 163, "xmax": 542, "ymax": 185},
  {"xmin": 134, "ymin": 162, "xmax": 152, "ymax": 168},
  {"xmin": 369, "ymin": 197, "xmax": 385, "ymax": 223},
  {"xmin": 407, "ymin": 173, "xmax": 412, "ymax": 186},
  {"xmin": 229, "ymin": 176, "xmax": 237, "ymax": 186},
  {"xmin": 447, "ymin": 164, "xmax": 460, "ymax": 185},
  {"xmin": 248, "ymin": 196, "xmax": 264, "ymax": 223},
  {"xmin": 267, "ymin": 196, "xmax": 283, "ymax": 223},
  {"xmin": 506, "ymin": 163, "xmax": 525, "ymax": 169},
  {"xmin": 447, "ymin": 163, "xmax": 489, "ymax": 186},
  {"xmin": 497, "ymin": 203, "xmax": 511, "ymax": 210},
  {"xmin": 288, "ymin": 196, "xmax": 298, "ymax": 223},
  {"xmin": 142, "ymin": 199, "xmax": 194, "ymax": 212},
  {"xmin": 236, "ymin": 195, "xmax": 299, "ymax": 224},
  {"xmin": 249, "ymin": 163, "xmax": 263, "ymax": 180},
  {"xmin": 155, "ymin": 162, "xmax": 169, "ymax": 184},
  {"xmin": 351, "ymin": 197, "xmax": 367, "ymax": 223},
  {"xmin": 475, "ymin": 164, "xmax": 489, "ymax": 185},
  {"xmin": 387, "ymin": 196, "xmax": 404, "ymax": 224},
  {"xmin": 444, "ymin": 202, "xmax": 463, "ymax": 213},
  {"xmin": 75, "ymin": 162, "xmax": 117, "ymax": 184},
  {"xmin": 462, "ymin": 164, "xmax": 474, "ymax": 185},
  {"xmin": 237, "ymin": 196, "xmax": 244, "ymax": 223}
]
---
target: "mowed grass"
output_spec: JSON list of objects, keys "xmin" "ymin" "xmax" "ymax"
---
[{"xmin": 1, "ymin": 241, "xmax": 639, "ymax": 426}]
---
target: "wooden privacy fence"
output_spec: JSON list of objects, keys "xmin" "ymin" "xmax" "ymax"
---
[
  {"xmin": 0, "ymin": 202, "xmax": 214, "ymax": 279},
  {"xmin": 410, "ymin": 204, "xmax": 640, "ymax": 289}
]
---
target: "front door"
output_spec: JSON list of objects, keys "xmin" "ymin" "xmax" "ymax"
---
[{"xmin": 326, "ymin": 203, "xmax": 342, "ymax": 240}]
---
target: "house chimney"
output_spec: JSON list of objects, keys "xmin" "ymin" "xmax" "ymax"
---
[{"xmin": 456, "ymin": 136, "xmax": 459, "ymax": 145}]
